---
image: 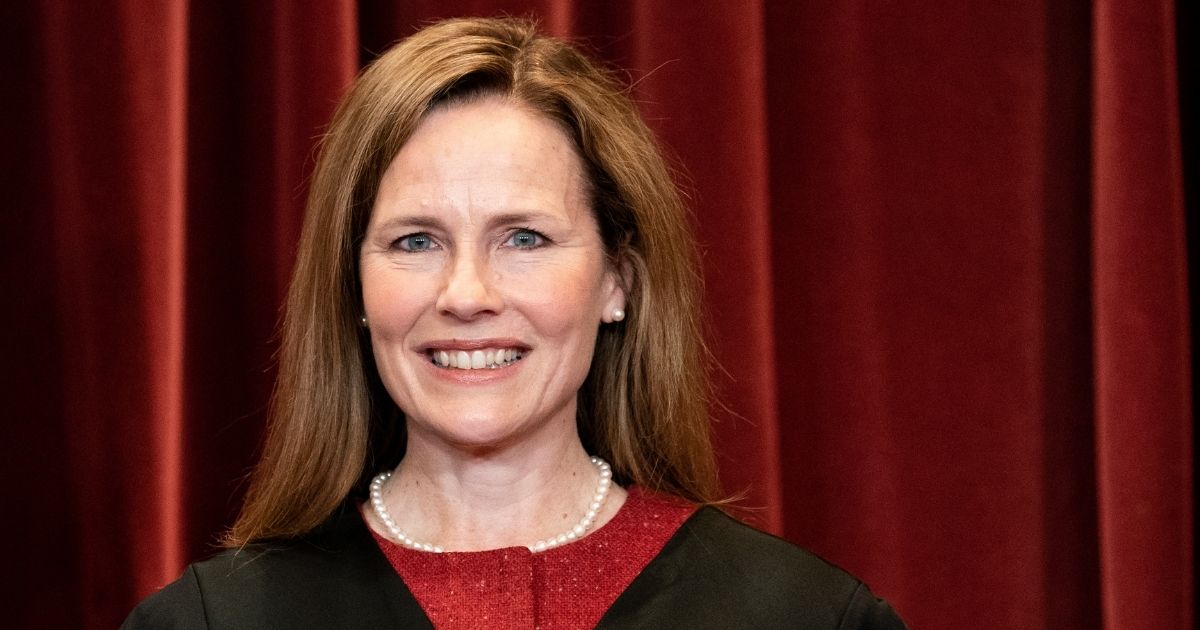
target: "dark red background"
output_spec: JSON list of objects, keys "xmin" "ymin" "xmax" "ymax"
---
[{"xmin": 2, "ymin": 1, "xmax": 1192, "ymax": 628}]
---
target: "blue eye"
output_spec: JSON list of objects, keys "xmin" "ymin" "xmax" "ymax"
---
[
  {"xmin": 507, "ymin": 229, "xmax": 545, "ymax": 249},
  {"xmin": 396, "ymin": 233, "xmax": 434, "ymax": 252}
]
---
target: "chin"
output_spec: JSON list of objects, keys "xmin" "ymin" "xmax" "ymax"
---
[{"xmin": 415, "ymin": 411, "xmax": 538, "ymax": 451}]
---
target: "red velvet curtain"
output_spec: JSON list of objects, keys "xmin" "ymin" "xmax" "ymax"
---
[{"xmin": 4, "ymin": 1, "xmax": 1191, "ymax": 628}]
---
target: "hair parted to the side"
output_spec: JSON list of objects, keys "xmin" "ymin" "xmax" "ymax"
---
[{"xmin": 226, "ymin": 16, "xmax": 718, "ymax": 546}]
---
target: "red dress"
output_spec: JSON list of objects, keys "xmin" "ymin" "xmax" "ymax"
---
[{"xmin": 369, "ymin": 486, "xmax": 696, "ymax": 629}]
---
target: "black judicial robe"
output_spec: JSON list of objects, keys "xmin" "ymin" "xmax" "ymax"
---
[{"xmin": 123, "ymin": 506, "xmax": 907, "ymax": 629}]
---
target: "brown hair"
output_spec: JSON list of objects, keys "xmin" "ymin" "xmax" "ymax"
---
[{"xmin": 227, "ymin": 16, "xmax": 717, "ymax": 546}]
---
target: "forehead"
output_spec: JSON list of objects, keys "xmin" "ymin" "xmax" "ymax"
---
[{"xmin": 374, "ymin": 97, "xmax": 588, "ymax": 219}]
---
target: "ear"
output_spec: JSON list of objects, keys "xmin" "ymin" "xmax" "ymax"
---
[{"xmin": 600, "ymin": 257, "xmax": 631, "ymax": 324}]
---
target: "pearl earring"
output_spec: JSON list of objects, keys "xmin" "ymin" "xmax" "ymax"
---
[
  {"xmin": 359, "ymin": 315, "xmax": 368, "ymax": 327},
  {"xmin": 611, "ymin": 308, "xmax": 625, "ymax": 322}
]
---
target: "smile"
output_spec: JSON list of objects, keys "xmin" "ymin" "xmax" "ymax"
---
[{"xmin": 428, "ymin": 348, "xmax": 524, "ymax": 370}]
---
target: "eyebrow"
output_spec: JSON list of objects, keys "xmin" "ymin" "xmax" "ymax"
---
[
  {"xmin": 373, "ymin": 215, "xmax": 445, "ymax": 232},
  {"xmin": 372, "ymin": 211, "xmax": 561, "ymax": 233}
]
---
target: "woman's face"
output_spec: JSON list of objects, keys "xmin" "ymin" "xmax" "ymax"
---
[{"xmin": 360, "ymin": 97, "xmax": 624, "ymax": 451}]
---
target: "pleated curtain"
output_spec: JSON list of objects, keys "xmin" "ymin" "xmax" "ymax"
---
[{"xmin": 2, "ymin": 1, "xmax": 1190, "ymax": 628}]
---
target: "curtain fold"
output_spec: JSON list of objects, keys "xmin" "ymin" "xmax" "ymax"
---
[
  {"xmin": 4, "ymin": 1, "xmax": 1190, "ymax": 628},
  {"xmin": 1091, "ymin": 1, "xmax": 1192, "ymax": 627},
  {"xmin": 38, "ymin": 0, "xmax": 191, "ymax": 618}
]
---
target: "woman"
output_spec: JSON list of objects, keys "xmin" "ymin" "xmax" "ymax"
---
[{"xmin": 125, "ymin": 17, "xmax": 905, "ymax": 629}]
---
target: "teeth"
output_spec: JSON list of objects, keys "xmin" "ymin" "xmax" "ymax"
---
[{"xmin": 430, "ymin": 348, "xmax": 523, "ymax": 370}]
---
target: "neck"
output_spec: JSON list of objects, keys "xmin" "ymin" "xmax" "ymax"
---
[{"xmin": 370, "ymin": 428, "xmax": 625, "ymax": 552}]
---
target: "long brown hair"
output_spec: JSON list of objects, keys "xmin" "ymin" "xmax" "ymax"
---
[{"xmin": 227, "ymin": 16, "xmax": 717, "ymax": 546}]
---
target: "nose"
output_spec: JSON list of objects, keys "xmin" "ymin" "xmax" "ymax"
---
[{"xmin": 436, "ymin": 250, "xmax": 502, "ymax": 320}]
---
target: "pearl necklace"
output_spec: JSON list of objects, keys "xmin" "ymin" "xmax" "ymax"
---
[{"xmin": 369, "ymin": 456, "xmax": 613, "ymax": 554}]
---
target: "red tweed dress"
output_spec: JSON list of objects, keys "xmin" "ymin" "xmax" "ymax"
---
[{"xmin": 369, "ymin": 486, "xmax": 696, "ymax": 629}]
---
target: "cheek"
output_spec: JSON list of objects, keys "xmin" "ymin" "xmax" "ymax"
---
[
  {"xmin": 361, "ymin": 269, "xmax": 428, "ymax": 336},
  {"xmin": 505, "ymin": 264, "xmax": 606, "ymax": 338}
]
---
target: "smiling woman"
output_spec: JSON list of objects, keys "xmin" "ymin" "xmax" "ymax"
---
[
  {"xmin": 361, "ymin": 99, "xmax": 625, "ymax": 474},
  {"xmin": 123, "ymin": 16, "xmax": 905, "ymax": 629}
]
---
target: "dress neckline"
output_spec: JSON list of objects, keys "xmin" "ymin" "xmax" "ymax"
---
[{"xmin": 365, "ymin": 485, "xmax": 698, "ymax": 630}]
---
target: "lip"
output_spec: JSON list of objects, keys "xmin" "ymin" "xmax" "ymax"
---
[{"xmin": 417, "ymin": 338, "xmax": 531, "ymax": 352}]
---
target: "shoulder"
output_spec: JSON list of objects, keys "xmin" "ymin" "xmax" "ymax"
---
[
  {"xmin": 121, "ymin": 506, "xmax": 431, "ymax": 630},
  {"xmin": 679, "ymin": 507, "xmax": 861, "ymax": 591},
  {"xmin": 598, "ymin": 507, "xmax": 907, "ymax": 630},
  {"xmin": 120, "ymin": 565, "xmax": 207, "ymax": 630}
]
